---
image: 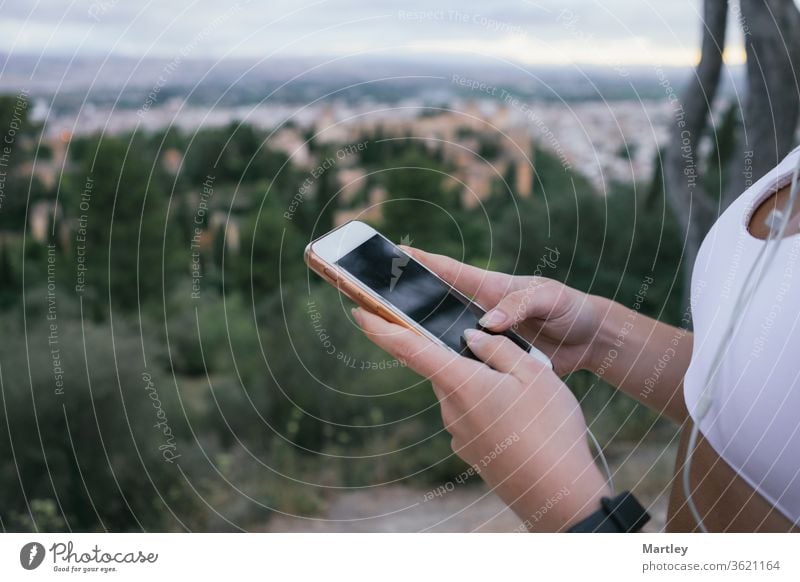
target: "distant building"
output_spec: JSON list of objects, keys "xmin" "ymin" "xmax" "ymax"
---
[
  {"xmin": 334, "ymin": 206, "xmax": 381, "ymax": 227},
  {"xmin": 337, "ymin": 167, "xmax": 367, "ymax": 204},
  {"xmin": 515, "ymin": 161, "xmax": 533, "ymax": 198},
  {"xmin": 30, "ymin": 200, "xmax": 61, "ymax": 243},
  {"xmin": 209, "ymin": 210, "xmax": 240, "ymax": 253},
  {"xmin": 314, "ymin": 104, "xmax": 351, "ymax": 144},
  {"xmin": 367, "ymin": 185, "xmax": 387, "ymax": 207},
  {"xmin": 17, "ymin": 133, "xmax": 70, "ymax": 191},
  {"xmin": 162, "ymin": 148, "xmax": 183, "ymax": 174},
  {"xmin": 461, "ymin": 165, "xmax": 493, "ymax": 208},
  {"xmin": 269, "ymin": 127, "xmax": 312, "ymax": 168}
]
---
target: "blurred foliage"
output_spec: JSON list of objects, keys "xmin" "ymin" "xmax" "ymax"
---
[
  {"xmin": 489, "ymin": 148, "xmax": 683, "ymax": 323},
  {"xmin": 379, "ymin": 149, "xmax": 464, "ymax": 257},
  {"xmin": 181, "ymin": 123, "xmax": 290, "ymax": 187},
  {"xmin": 59, "ymin": 134, "xmax": 183, "ymax": 318},
  {"xmin": 0, "ymin": 309, "xmax": 201, "ymax": 531},
  {"xmin": 0, "ymin": 118, "xmax": 685, "ymax": 532}
]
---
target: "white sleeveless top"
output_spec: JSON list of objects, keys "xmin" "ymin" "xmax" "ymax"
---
[{"xmin": 684, "ymin": 145, "xmax": 800, "ymax": 526}]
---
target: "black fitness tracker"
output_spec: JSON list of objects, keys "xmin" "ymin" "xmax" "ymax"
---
[{"xmin": 567, "ymin": 491, "xmax": 650, "ymax": 533}]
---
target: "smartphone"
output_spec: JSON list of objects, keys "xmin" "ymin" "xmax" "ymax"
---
[{"xmin": 304, "ymin": 220, "xmax": 552, "ymax": 368}]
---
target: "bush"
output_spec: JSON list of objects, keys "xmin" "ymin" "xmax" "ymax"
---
[{"xmin": 0, "ymin": 310, "xmax": 200, "ymax": 531}]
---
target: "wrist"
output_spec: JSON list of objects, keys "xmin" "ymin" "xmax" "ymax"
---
[
  {"xmin": 581, "ymin": 295, "xmax": 621, "ymax": 373},
  {"xmin": 566, "ymin": 490, "xmax": 651, "ymax": 533},
  {"xmin": 515, "ymin": 461, "xmax": 612, "ymax": 532},
  {"xmin": 553, "ymin": 466, "xmax": 612, "ymax": 532}
]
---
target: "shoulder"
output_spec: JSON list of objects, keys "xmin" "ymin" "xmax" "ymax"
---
[{"xmin": 783, "ymin": 144, "xmax": 800, "ymax": 166}]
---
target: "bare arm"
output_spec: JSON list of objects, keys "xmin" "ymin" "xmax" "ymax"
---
[{"xmin": 585, "ymin": 295, "xmax": 693, "ymax": 423}]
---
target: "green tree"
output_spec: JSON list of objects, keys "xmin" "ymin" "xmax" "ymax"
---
[
  {"xmin": 0, "ymin": 93, "xmax": 43, "ymax": 232},
  {"xmin": 0, "ymin": 240, "xmax": 19, "ymax": 309},
  {"xmin": 237, "ymin": 198, "xmax": 305, "ymax": 299},
  {"xmin": 0, "ymin": 314, "xmax": 199, "ymax": 531},
  {"xmin": 380, "ymin": 150, "xmax": 461, "ymax": 255},
  {"xmin": 493, "ymin": 149, "xmax": 682, "ymax": 323},
  {"xmin": 182, "ymin": 124, "xmax": 289, "ymax": 186},
  {"xmin": 66, "ymin": 134, "xmax": 180, "ymax": 317}
]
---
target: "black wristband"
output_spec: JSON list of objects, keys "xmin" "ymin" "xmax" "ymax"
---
[{"xmin": 567, "ymin": 491, "xmax": 650, "ymax": 533}]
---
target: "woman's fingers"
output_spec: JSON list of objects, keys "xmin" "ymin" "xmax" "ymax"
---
[
  {"xmin": 400, "ymin": 246, "xmax": 516, "ymax": 306},
  {"xmin": 464, "ymin": 328, "xmax": 546, "ymax": 376},
  {"xmin": 352, "ymin": 308, "xmax": 490, "ymax": 390},
  {"xmin": 477, "ymin": 279, "xmax": 563, "ymax": 332}
]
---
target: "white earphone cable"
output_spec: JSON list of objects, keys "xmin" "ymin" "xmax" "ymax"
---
[{"xmin": 587, "ymin": 425, "xmax": 615, "ymax": 495}]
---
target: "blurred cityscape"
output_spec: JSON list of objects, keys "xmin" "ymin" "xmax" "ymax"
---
[
  {"xmin": 39, "ymin": 95, "xmax": 673, "ymax": 190},
  {"xmin": 12, "ymin": 54, "xmax": 743, "ymax": 248}
]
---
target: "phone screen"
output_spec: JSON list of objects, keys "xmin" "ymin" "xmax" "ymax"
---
[{"xmin": 336, "ymin": 234, "xmax": 530, "ymax": 358}]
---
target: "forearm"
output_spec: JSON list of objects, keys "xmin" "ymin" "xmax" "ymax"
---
[{"xmin": 585, "ymin": 295, "xmax": 692, "ymax": 423}]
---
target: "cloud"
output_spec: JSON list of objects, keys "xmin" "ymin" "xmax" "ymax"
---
[{"xmin": 0, "ymin": 0, "xmax": 744, "ymax": 66}]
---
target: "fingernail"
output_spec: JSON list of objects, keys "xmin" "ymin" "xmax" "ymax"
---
[
  {"xmin": 463, "ymin": 328, "xmax": 486, "ymax": 344},
  {"xmin": 479, "ymin": 309, "xmax": 507, "ymax": 327},
  {"xmin": 351, "ymin": 307, "xmax": 362, "ymax": 325}
]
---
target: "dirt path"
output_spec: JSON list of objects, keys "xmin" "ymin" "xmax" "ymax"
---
[
  {"xmin": 266, "ymin": 485, "xmax": 525, "ymax": 532},
  {"xmin": 266, "ymin": 483, "xmax": 668, "ymax": 533},
  {"xmin": 265, "ymin": 443, "xmax": 675, "ymax": 532}
]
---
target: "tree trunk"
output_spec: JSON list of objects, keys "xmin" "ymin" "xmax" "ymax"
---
[
  {"xmin": 665, "ymin": 0, "xmax": 800, "ymax": 311},
  {"xmin": 725, "ymin": 0, "xmax": 800, "ymax": 203},
  {"xmin": 664, "ymin": 0, "xmax": 728, "ymax": 310}
]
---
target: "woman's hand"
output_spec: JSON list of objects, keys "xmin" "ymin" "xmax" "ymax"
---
[
  {"xmin": 403, "ymin": 247, "xmax": 606, "ymax": 376},
  {"xmin": 404, "ymin": 246, "xmax": 692, "ymax": 422},
  {"xmin": 352, "ymin": 307, "xmax": 610, "ymax": 531}
]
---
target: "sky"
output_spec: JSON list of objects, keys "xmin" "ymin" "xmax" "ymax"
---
[{"xmin": 0, "ymin": 0, "xmax": 750, "ymax": 67}]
